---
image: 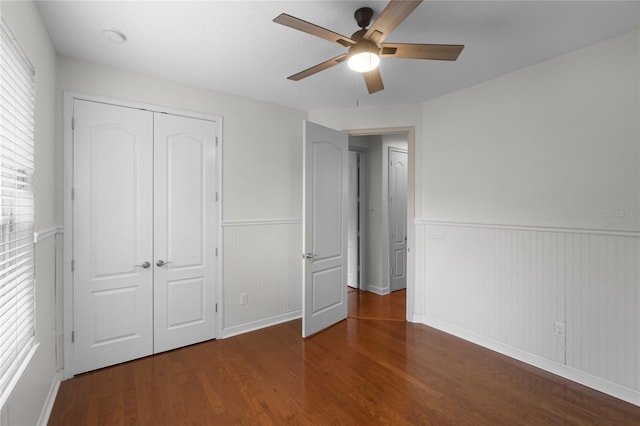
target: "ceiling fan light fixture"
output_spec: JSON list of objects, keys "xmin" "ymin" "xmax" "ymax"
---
[
  {"xmin": 348, "ymin": 52, "xmax": 380, "ymax": 73},
  {"xmin": 347, "ymin": 41, "xmax": 380, "ymax": 73}
]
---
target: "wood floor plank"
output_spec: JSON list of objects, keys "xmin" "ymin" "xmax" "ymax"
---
[{"xmin": 49, "ymin": 292, "xmax": 640, "ymax": 425}]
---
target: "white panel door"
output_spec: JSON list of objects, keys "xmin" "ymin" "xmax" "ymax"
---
[
  {"xmin": 303, "ymin": 121, "xmax": 348, "ymax": 338},
  {"xmin": 389, "ymin": 148, "xmax": 408, "ymax": 291},
  {"xmin": 153, "ymin": 113, "xmax": 217, "ymax": 353},
  {"xmin": 73, "ymin": 100, "xmax": 154, "ymax": 374},
  {"xmin": 347, "ymin": 151, "xmax": 359, "ymax": 288}
]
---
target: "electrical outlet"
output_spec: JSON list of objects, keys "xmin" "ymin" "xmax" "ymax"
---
[
  {"xmin": 554, "ymin": 321, "xmax": 565, "ymax": 338},
  {"xmin": 240, "ymin": 292, "xmax": 248, "ymax": 305},
  {"xmin": 432, "ymin": 231, "xmax": 445, "ymax": 239}
]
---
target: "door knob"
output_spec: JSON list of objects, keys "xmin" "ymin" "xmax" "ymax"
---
[
  {"xmin": 304, "ymin": 253, "xmax": 314, "ymax": 259},
  {"xmin": 156, "ymin": 260, "xmax": 172, "ymax": 267},
  {"xmin": 135, "ymin": 261, "xmax": 151, "ymax": 269}
]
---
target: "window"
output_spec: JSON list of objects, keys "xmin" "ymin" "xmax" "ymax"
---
[{"xmin": 0, "ymin": 18, "xmax": 36, "ymax": 407}]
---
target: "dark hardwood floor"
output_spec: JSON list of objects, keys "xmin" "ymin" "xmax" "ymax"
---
[
  {"xmin": 348, "ymin": 288, "xmax": 406, "ymax": 321},
  {"xmin": 49, "ymin": 291, "xmax": 640, "ymax": 425}
]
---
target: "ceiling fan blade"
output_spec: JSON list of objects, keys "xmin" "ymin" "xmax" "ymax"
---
[
  {"xmin": 287, "ymin": 53, "xmax": 348, "ymax": 81},
  {"xmin": 274, "ymin": 13, "xmax": 355, "ymax": 47},
  {"xmin": 380, "ymin": 43, "xmax": 464, "ymax": 61},
  {"xmin": 363, "ymin": 68, "xmax": 384, "ymax": 94},
  {"xmin": 364, "ymin": 0, "xmax": 423, "ymax": 45}
]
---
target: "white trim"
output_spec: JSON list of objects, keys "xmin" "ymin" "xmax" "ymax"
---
[
  {"xmin": 63, "ymin": 92, "xmax": 221, "ymax": 123},
  {"xmin": 415, "ymin": 315, "xmax": 640, "ymax": 407},
  {"xmin": 62, "ymin": 93, "xmax": 74, "ymax": 380},
  {"xmin": 36, "ymin": 371, "xmax": 61, "ymax": 426},
  {"xmin": 63, "ymin": 91, "xmax": 223, "ymax": 379},
  {"xmin": 215, "ymin": 108, "xmax": 224, "ymax": 343},
  {"xmin": 34, "ymin": 227, "xmax": 63, "ymax": 243},
  {"xmin": 366, "ymin": 285, "xmax": 391, "ymax": 296},
  {"xmin": 416, "ymin": 219, "xmax": 640, "ymax": 238},
  {"xmin": 222, "ymin": 218, "xmax": 302, "ymax": 227},
  {"xmin": 222, "ymin": 310, "xmax": 301, "ymax": 339}
]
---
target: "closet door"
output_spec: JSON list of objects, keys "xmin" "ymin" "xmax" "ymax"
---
[
  {"xmin": 73, "ymin": 100, "xmax": 154, "ymax": 374},
  {"xmin": 153, "ymin": 113, "xmax": 217, "ymax": 353}
]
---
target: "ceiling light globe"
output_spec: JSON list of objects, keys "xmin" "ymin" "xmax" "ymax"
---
[{"xmin": 348, "ymin": 52, "xmax": 380, "ymax": 73}]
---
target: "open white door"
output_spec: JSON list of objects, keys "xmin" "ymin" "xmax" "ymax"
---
[{"xmin": 303, "ymin": 121, "xmax": 348, "ymax": 338}]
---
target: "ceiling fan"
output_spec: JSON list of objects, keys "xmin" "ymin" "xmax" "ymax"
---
[{"xmin": 273, "ymin": 0, "xmax": 464, "ymax": 94}]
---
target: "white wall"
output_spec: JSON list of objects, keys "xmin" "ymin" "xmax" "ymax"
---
[
  {"xmin": 0, "ymin": 1, "xmax": 61, "ymax": 425},
  {"xmin": 421, "ymin": 30, "xmax": 640, "ymax": 405},
  {"xmin": 417, "ymin": 29, "xmax": 640, "ymax": 403},
  {"xmin": 312, "ymin": 30, "xmax": 640, "ymax": 405},
  {"xmin": 420, "ymin": 30, "xmax": 639, "ymax": 232}
]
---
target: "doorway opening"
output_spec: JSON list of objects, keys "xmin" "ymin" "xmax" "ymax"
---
[{"xmin": 346, "ymin": 128, "xmax": 413, "ymax": 321}]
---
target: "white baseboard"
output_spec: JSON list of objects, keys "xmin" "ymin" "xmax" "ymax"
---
[
  {"xmin": 414, "ymin": 315, "xmax": 640, "ymax": 407},
  {"xmin": 366, "ymin": 285, "xmax": 390, "ymax": 296},
  {"xmin": 222, "ymin": 310, "xmax": 301, "ymax": 339},
  {"xmin": 37, "ymin": 371, "xmax": 62, "ymax": 426}
]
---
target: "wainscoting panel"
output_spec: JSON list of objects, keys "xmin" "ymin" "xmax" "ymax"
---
[
  {"xmin": 420, "ymin": 222, "xmax": 565, "ymax": 364},
  {"xmin": 415, "ymin": 220, "xmax": 639, "ymax": 401},
  {"xmin": 222, "ymin": 220, "xmax": 302, "ymax": 336},
  {"xmin": 565, "ymin": 233, "xmax": 639, "ymax": 391}
]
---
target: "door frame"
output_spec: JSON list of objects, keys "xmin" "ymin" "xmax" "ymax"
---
[
  {"xmin": 346, "ymin": 127, "xmax": 415, "ymax": 321},
  {"xmin": 62, "ymin": 92, "xmax": 223, "ymax": 379},
  {"xmin": 347, "ymin": 147, "xmax": 366, "ymax": 291}
]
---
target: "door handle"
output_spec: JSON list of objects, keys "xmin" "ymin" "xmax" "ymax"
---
[
  {"xmin": 156, "ymin": 260, "xmax": 172, "ymax": 267},
  {"xmin": 303, "ymin": 253, "xmax": 314, "ymax": 259},
  {"xmin": 135, "ymin": 261, "xmax": 151, "ymax": 269}
]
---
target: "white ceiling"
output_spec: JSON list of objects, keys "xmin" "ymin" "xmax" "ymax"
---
[{"xmin": 36, "ymin": 1, "xmax": 639, "ymax": 111}]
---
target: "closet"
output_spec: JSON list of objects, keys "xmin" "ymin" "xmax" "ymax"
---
[{"xmin": 72, "ymin": 99, "xmax": 218, "ymax": 374}]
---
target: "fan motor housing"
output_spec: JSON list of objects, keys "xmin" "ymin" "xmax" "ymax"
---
[
  {"xmin": 354, "ymin": 7, "xmax": 374, "ymax": 29},
  {"xmin": 347, "ymin": 39, "xmax": 380, "ymax": 57}
]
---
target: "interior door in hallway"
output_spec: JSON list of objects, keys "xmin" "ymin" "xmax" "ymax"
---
[
  {"xmin": 389, "ymin": 148, "xmax": 408, "ymax": 291},
  {"xmin": 73, "ymin": 100, "xmax": 154, "ymax": 374},
  {"xmin": 303, "ymin": 121, "xmax": 348, "ymax": 338},
  {"xmin": 153, "ymin": 113, "xmax": 217, "ymax": 353}
]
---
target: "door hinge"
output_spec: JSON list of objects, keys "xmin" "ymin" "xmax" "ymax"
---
[
  {"xmin": 71, "ymin": 259, "xmax": 75, "ymax": 272},
  {"xmin": 215, "ymin": 136, "xmax": 219, "ymax": 146},
  {"xmin": 215, "ymin": 192, "xmax": 219, "ymax": 202},
  {"xmin": 215, "ymin": 303, "xmax": 218, "ymax": 313},
  {"xmin": 71, "ymin": 117, "xmax": 75, "ymax": 130},
  {"xmin": 215, "ymin": 248, "xmax": 218, "ymax": 257},
  {"xmin": 71, "ymin": 331, "xmax": 75, "ymax": 342},
  {"xmin": 71, "ymin": 188, "xmax": 75, "ymax": 201}
]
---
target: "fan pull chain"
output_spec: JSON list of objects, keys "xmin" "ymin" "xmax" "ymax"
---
[{"xmin": 355, "ymin": 71, "xmax": 361, "ymax": 108}]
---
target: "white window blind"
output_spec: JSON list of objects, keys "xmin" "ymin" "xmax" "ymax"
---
[{"xmin": 0, "ymin": 18, "xmax": 36, "ymax": 406}]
